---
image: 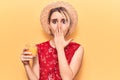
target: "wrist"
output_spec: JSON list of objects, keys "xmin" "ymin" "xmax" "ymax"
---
[
  {"xmin": 56, "ymin": 48, "xmax": 65, "ymax": 55},
  {"xmin": 56, "ymin": 47, "xmax": 64, "ymax": 51}
]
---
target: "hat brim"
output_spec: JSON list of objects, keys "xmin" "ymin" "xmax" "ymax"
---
[{"xmin": 40, "ymin": 1, "xmax": 78, "ymax": 35}]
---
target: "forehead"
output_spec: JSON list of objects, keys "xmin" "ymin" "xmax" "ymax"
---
[{"xmin": 50, "ymin": 11, "xmax": 67, "ymax": 19}]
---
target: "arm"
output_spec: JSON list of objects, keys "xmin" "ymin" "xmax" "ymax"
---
[
  {"xmin": 24, "ymin": 64, "xmax": 38, "ymax": 80},
  {"xmin": 53, "ymin": 27, "xmax": 84, "ymax": 80},
  {"xmin": 21, "ymin": 52, "xmax": 39, "ymax": 80},
  {"xmin": 57, "ymin": 45, "xmax": 84, "ymax": 80},
  {"xmin": 32, "ymin": 55, "xmax": 40, "ymax": 79}
]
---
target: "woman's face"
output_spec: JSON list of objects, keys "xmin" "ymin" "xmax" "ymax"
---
[{"xmin": 49, "ymin": 11, "xmax": 70, "ymax": 37}]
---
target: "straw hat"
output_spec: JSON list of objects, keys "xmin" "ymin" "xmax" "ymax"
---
[{"xmin": 40, "ymin": 1, "xmax": 78, "ymax": 35}]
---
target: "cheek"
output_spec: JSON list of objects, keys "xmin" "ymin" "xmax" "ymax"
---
[
  {"xmin": 62, "ymin": 24, "xmax": 69, "ymax": 31},
  {"xmin": 49, "ymin": 23, "xmax": 58, "ymax": 36},
  {"xmin": 50, "ymin": 23, "xmax": 57, "ymax": 31},
  {"xmin": 62, "ymin": 25, "xmax": 70, "ymax": 36}
]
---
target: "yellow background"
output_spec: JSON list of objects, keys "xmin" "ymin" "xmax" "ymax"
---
[{"xmin": 0, "ymin": 0, "xmax": 120, "ymax": 80}]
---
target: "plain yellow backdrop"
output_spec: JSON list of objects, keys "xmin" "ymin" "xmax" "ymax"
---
[{"xmin": 0, "ymin": 0, "xmax": 120, "ymax": 80}]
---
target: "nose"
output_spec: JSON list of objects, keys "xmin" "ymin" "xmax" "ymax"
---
[{"xmin": 57, "ymin": 22, "xmax": 61, "ymax": 29}]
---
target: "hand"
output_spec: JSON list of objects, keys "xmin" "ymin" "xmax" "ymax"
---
[
  {"xmin": 20, "ymin": 49, "xmax": 34, "ymax": 65},
  {"xmin": 53, "ymin": 26, "xmax": 73, "ymax": 50}
]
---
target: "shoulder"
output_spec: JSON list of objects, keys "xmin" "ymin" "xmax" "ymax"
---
[
  {"xmin": 75, "ymin": 44, "xmax": 84, "ymax": 59},
  {"xmin": 70, "ymin": 41, "xmax": 80, "ymax": 45},
  {"xmin": 76, "ymin": 46, "xmax": 84, "ymax": 54},
  {"xmin": 68, "ymin": 41, "xmax": 81, "ymax": 50},
  {"xmin": 36, "ymin": 40, "xmax": 49, "ymax": 47},
  {"xmin": 70, "ymin": 41, "xmax": 84, "ymax": 55},
  {"xmin": 36, "ymin": 41, "xmax": 50, "ymax": 52}
]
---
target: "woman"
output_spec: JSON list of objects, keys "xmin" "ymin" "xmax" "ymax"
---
[{"xmin": 20, "ymin": 1, "xmax": 84, "ymax": 80}]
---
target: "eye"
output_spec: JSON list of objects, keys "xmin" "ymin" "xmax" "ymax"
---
[
  {"xmin": 62, "ymin": 19, "xmax": 66, "ymax": 24},
  {"xmin": 52, "ymin": 19, "xmax": 57, "ymax": 24},
  {"xmin": 52, "ymin": 21, "xmax": 56, "ymax": 24}
]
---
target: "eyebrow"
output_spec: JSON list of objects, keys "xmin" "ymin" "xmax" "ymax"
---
[
  {"xmin": 51, "ymin": 18, "xmax": 57, "ymax": 20},
  {"xmin": 61, "ymin": 18, "xmax": 68, "ymax": 21},
  {"xmin": 51, "ymin": 18, "xmax": 67, "ymax": 21}
]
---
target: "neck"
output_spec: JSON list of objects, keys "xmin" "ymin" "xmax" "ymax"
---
[{"xmin": 49, "ymin": 39, "xmax": 56, "ymax": 48}]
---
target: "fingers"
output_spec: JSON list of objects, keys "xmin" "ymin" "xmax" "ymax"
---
[
  {"xmin": 55, "ymin": 27, "xmax": 58, "ymax": 37},
  {"xmin": 54, "ymin": 26, "xmax": 63, "ymax": 37},
  {"xmin": 23, "ymin": 48, "xmax": 29, "ymax": 52},
  {"xmin": 20, "ymin": 50, "xmax": 34, "ymax": 63},
  {"xmin": 59, "ymin": 25, "xmax": 63, "ymax": 35},
  {"xmin": 21, "ymin": 55, "xmax": 33, "ymax": 61},
  {"xmin": 21, "ymin": 54, "xmax": 33, "ymax": 59},
  {"xmin": 22, "ymin": 51, "xmax": 32, "ymax": 55}
]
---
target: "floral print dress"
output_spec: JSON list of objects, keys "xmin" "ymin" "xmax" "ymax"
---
[{"xmin": 36, "ymin": 41, "xmax": 80, "ymax": 80}]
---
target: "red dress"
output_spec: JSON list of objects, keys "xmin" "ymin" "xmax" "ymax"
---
[{"xmin": 36, "ymin": 41, "xmax": 80, "ymax": 80}]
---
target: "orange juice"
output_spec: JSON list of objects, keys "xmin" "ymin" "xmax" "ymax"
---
[{"xmin": 25, "ymin": 43, "xmax": 37, "ymax": 56}]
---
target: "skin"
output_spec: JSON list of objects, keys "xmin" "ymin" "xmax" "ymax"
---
[{"xmin": 20, "ymin": 11, "xmax": 84, "ymax": 80}]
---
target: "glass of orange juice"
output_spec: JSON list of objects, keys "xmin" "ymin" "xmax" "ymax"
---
[{"xmin": 24, "ymin": 43, "xmax": 37, "ymax": 56}]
